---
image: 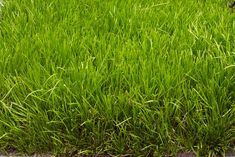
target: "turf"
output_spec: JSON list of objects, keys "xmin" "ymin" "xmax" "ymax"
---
[{"xmin": 0, "ymin": 0, "xmax": 235, "ymax": 156}]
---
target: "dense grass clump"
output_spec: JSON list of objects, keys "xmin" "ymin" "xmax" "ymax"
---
[{"xmin": 0, "ymin": 0, "xmax": 235, "ymax": 156}]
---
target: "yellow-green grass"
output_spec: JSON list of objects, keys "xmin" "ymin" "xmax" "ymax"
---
[{"xmin": 0, "ymin": 0, "xmax": 235, "ymax": 156}]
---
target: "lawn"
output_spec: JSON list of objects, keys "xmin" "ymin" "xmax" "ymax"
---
[{"xmin": 0, "ymin": 0, "xmax": 235, "ymax": 156}]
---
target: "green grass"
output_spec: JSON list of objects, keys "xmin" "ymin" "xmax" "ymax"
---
[{"xmin": 0, "ymin": 0, "xmax": 235, "ymax": 156}]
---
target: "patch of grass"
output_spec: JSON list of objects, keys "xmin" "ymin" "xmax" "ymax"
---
[{"xmin": 0, "ymin": 0, "xmax": 235, "ymax": 156}]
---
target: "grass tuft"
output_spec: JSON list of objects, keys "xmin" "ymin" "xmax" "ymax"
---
[{"xmin": 0, "ymin": 0, "xmax": 235, "ymax": 156}]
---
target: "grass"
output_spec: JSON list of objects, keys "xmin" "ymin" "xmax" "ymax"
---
[{"xmin": 0, "ymin": 0, "xmax": 235, "ymax": 156}]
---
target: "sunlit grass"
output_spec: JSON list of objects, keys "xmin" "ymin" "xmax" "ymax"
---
[{"xmin": 0, "ymin": 0, "xmax": 235, "ymax": 156}]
